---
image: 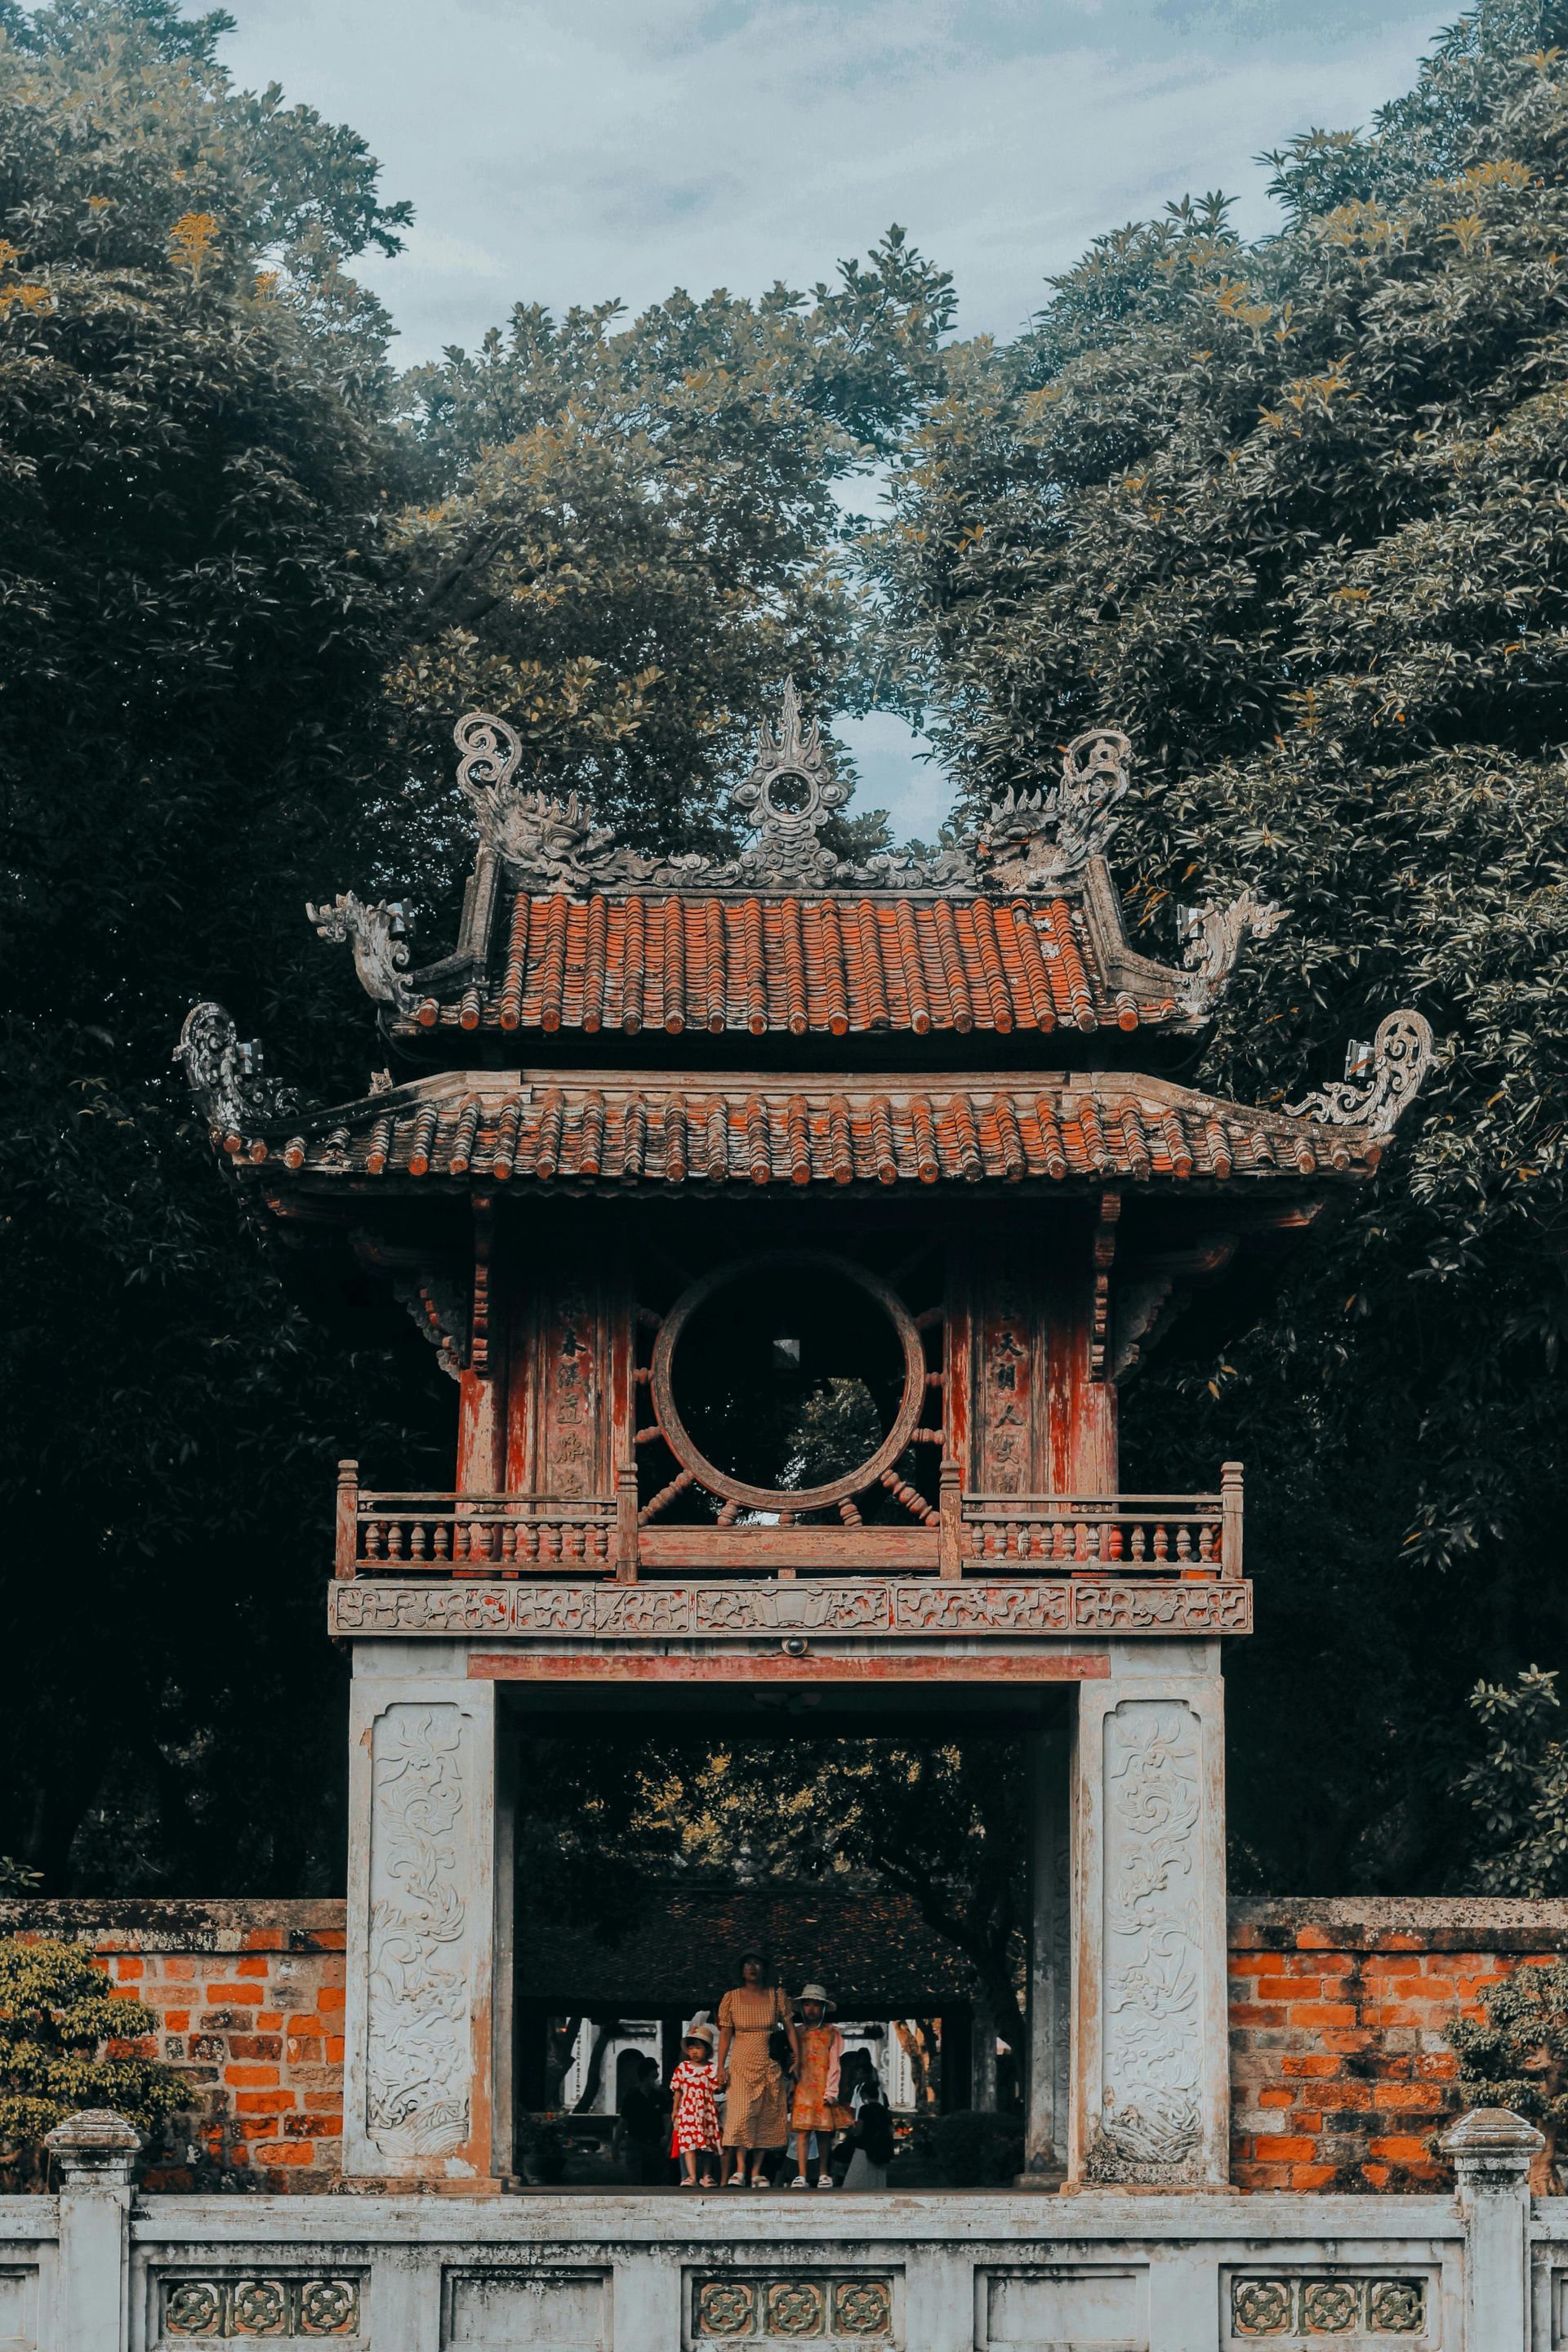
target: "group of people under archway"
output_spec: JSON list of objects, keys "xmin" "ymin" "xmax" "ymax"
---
[{"xmin": 621, "ymin": 1952, "xmax": 895, "ymax": 2190}]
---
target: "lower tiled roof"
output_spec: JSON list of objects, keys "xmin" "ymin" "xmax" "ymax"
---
[{"xmin": 227, "ymin": 1072, "xmax": 1374, "ymax": 1189}]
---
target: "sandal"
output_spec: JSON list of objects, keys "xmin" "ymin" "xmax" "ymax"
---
[
  {"xmin": 726, "ymin": 2175, "xmax": 746, "ymax": 2189},
  {"xmin": 791, "ymin": 2175, "xmax": 808, "ymax": 2188}
]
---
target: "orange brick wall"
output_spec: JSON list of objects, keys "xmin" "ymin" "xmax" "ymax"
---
[
  {"xmin": 1229, "ymin": 1898, "xmax": 1568, "ymax": 2193},
  {"xmin": 5, "ymin": 1895, "xmax": 1566, "ymax": 2191},
  {"xmin": 0, "ymin": 1901, "xmax": 345, "ymax": 2193}
]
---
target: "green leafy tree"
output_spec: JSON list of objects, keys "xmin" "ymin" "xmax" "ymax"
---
[
  {"xmin": 874, "ymin": 0, "xmax": 1568, "ymax": 1890},
  {"xmin": 1455, "ymin": 1668, "xmax": 1568, "ymax": 1894},
  {"xmin": 391, "ymin": 229, "xmax": 955, "ymax": 858},
  {"xmin": 0, "ymin": 0, "xmax": 439, "ymax": 1891},
  {"xmin": 1447, "ymin": 1957, "xmax": 1568, "ymax": 2189},
  {"xmin": 0, "ymin": 1936, "xmax": 182, "ymax": 2180}
]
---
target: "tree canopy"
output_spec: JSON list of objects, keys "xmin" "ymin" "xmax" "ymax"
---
[{"xmin": 5, "ymin": 0, "xmax": 1568, "ymax": 1980}]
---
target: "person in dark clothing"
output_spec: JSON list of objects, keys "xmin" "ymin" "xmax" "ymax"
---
[{"xmin": 618, "ymin": 2054, "xmax": 672, "ymax": 2186}]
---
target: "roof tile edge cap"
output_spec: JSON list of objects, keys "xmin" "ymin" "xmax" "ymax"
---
[
  {"xmin": 175, "ymin": 1001, "xmax": 295, "ymax": 1141},
  {"xmin": 1439, "ymin": 2105, "xmax": 1545, "ymax": 2161},
  {"xmin": 1285, "ymin": 1009, "xmax": 1437, "ymax": 1140}
]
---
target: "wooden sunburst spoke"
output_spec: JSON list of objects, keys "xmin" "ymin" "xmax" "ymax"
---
[
  {"xmin": 716, "ymin": 1500, "xmax": 741, "ymax": 1526},
  {"xmin": 634, "ymin": 1422, "xmax": 670, "ymax": 1447},
  {"xmin": 635, "ymin": 1303, "xmax": 664, "ymax": 1330},
  {"xmin": 910, "ymin": 1425, "xmax": 943, "ymax": 1444},
  {"xmin": 634, "ymin": 1364, "xmax": 653, "ymax": 1386},
  {"xmin": 880, "ymin": 1468, "xmax": 938, "ymax": 1526},
  {"xmin": 838, "ymin": 1495, "xmax": 864, "ymax": 1526},
  {"xmin": 638, "ymin": 1467, "xmax": 695, "ymax": 1525},
  {"xmin": 914, "ymin": 1303, "xmax": 944, "ymax": 1331}
]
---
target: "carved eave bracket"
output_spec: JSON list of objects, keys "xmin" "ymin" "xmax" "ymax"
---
[
  {"xmin": 176, "ymin": 1002, "xmax": 296, "ymax": 1144},
  {"xmin": 1286, "ymin": 1009, "xmax": 1437, "ymax": 1141},
  {"xmin": 1177, "ymin": 889, "xmax": 1287, "ymax": 1018},
  {"xmin": 307, "ymin": 894, "xmax": 421, "ymax": 1018},
  {"xmin": 350, "ymin": 1232, "xmax": 472, "ymax": 1382}
]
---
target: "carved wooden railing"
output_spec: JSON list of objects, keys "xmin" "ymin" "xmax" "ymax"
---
[
  {"xmin": 334, "ymin": 1460, "xmax": 1243, "ymax": 1584},
  {"xmin": 961, "ymin": 1466, "xmax": 1242, "ymax": 1579},
  {"xmin": 336, "ymin": 1466, "xmax": 624, "ymax": 1576}
]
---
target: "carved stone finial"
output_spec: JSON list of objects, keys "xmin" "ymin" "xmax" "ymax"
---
[
  {"xmin": 729, "ymin": 678, "xmax": 851, "ymax": 888},
  {"xmin": 175, "ymin": 1003, "xmax": 294, "ymax": 1138},
  {"xmin": 1178, "ymin": 889, "xmax": 1287, "ymax": 1016},
  {"xmin": 1286, "ymin": 1009, "xmax": 1436, "ymax": 1139},
  {"xmin": 44, "ymin": 2108, "xmax": 142, "ymax": 2187},
  {"xmin": 307, "ymin": 893, "xmax": 419, "ymax": 1016},
  {"xmin": 976, "ymin": 727, "xmax": 1131, "ymax": 895}
]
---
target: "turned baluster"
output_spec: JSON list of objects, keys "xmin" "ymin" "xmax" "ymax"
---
[
  {"xmin": 1176, "ymin": 1525, "xmax": 1192, "ymax": 1561},
  {"xmin": 1199, "ymin": 1526, "xmax": 1214, "ymax": 1562},
  {"xmin": 1153, "ymin": 1523, "xmax": 1169, "ymax": 1561},
  {"xmin": 388, "ymin": 1521, "xmax": 407, "ymax": 1561},
  {"xmin": 410, "ymin": 1521, "xmax": 428, "ymax": 1561},
  {"xmin": 1131, "ymin": 1524, "xmax": 1147, "ymax": 1562}
]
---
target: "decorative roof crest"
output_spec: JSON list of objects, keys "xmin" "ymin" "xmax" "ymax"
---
[
  {"xmin": 1286, "ymin": 1009, "xmax": 1436, "ymax": 1139},
  {"xmin": 307, "ymin": 893, "xmax": 420, "ymax": 1016},
  {"xmin": 450, "ymin": 710, "xmax": 709, "ymax": 893},
  {"xmin": 728, "ymin": 677, "xmax": 851, "ymax": 889},
  {"xmin": 176, "ymin": 1002, "xmax": 294, "ymax": 1138},
  {"xmin": 1178, "ymin": 889, "xmax": 1287, "ymax": 1017},
  {"xmin": 975, "ymin": 728, "xmax": 1130, "ymax": 895}
]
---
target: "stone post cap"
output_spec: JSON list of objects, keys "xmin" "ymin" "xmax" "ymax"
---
[
  {"xmin": 1440, "ymin": 2105, "xmax": 1545, "ymax": 2166},
  {"xmin": 43, "ymin": 2109, "xmax": 142, "ymax": 2183}
]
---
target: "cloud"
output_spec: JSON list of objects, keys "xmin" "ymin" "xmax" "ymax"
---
[{"xmin": 220, "ymin": 0, "xmax": 1449, "ymax": 359}]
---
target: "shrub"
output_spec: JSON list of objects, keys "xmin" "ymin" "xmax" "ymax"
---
[
  {"xmin": 930, "ymin": 2108, "xmax": 1024, "ymax": 2188},
  {"xmin": 1446, "ymin": 1958, "xmax": 1568, "ymax": 2192},
  {"xmin": 0, "ymin": 1936, "xmax": 183, "ymax": 2185}
]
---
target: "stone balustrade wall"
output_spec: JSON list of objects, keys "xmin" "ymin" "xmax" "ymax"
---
[{"xmin": 5, "ymin": 1895, "xmax": 1566, "ymax": 2194}]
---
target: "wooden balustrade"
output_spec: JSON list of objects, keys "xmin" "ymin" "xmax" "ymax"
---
[{"xmin": 332, "ymin": 1460, "xmax": 1244, "ymax": 1581}]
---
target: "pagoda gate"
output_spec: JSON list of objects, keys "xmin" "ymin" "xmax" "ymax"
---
[{"xmin": 181, "ymin": 690, "xmax": 1433, "ymax": 2198}]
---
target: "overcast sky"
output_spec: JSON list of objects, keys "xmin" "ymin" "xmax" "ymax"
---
[{"xmin": 214, "ymin": 0, "xmax": 1451, "ymax": 835}]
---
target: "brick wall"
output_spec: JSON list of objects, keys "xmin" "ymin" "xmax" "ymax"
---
[
  {"xmin": 5, "ymin": 1895, "xmax": 1566, "ymax": 2192},
  {"xmin": 1230, "ymin": 1897, "xmax": 1568, "ymax": 2192},
  {"xmin": 0, "ymin": 1901, "xmax": 345, "ymax": 2193}
]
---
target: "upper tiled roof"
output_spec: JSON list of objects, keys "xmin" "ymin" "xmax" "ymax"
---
[
  {"xmin": 305, "ymin": 702, "xmax": 1283, "ymax": 1051},
  {"xmin": 398, "ymin": 886, "xmax": 1178, "ymax": 1042}
]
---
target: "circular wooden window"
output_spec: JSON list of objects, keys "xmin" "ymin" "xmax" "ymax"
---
[{"xmin": 648, "ymin": 1251, "xmax": 927, "ymax": 1513}]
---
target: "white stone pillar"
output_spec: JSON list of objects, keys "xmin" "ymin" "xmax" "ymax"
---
[
  {"xmin": 44, "ymin": 2109, "xmax": 139, "ymax": 2352},
  {"xmin": 1022, "ymin": 1726, "xmax": 1069, "ymax": 2174},
  {"xmin": 1067, "ymin": 1642, "xmax": 1229, "ymax": 2187},
  {"xmin": 343, "ymin": 1651, "xmax": 513, "ymax": 2183},
  {"xmin": 1441, "ymin": 2105, "xmax": 1541, "ymax": 2352}
]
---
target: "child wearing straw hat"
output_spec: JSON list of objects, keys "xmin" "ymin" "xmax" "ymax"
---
[
  {"xmin": 668, "ymin": 2023, "xmax": 722, "ymax": 2189},
  {"xmin": 789, "ymin": 1984, "xmax": 853, "ymax": 2189}
]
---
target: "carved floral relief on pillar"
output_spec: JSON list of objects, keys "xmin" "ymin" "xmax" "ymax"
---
[
  {"xmin": 365, "ymin": 1703, "xmax": 473, "ymax": 2158},
  {"xmin": 1088, "ymin": 1698, "xmax": 1205, "ymax": 2184},
  {"xmin": 546, "ymin": 1285, "xmax": 595, "ymax": 1495}
]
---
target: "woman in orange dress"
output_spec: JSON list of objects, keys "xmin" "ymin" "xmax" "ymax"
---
[
  {"xmin": 789, "ymin": 1983, "xmax": 854, "ymax": 2188},
  {"xmin": 715, "ymin": 1951, "xmax": 799, "ymax": 2189}
]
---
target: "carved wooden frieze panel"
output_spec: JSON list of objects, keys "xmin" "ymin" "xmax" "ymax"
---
[
  {"xmin": 1087, "ymin": 1697, "xmax": 1206, "ymax": 2185},
  {"xmin": 330, "ymin": 1579, "xmax": 1252, "ymax": 1640},
  {"xmin": 364, "ymin": 1704, "xmax": 472, "ymax": 2160}
]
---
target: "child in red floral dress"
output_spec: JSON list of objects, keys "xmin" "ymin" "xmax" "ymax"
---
[{"xmin": 668, "ymin": 2025, "xmax": 722, "ymax": 2188}]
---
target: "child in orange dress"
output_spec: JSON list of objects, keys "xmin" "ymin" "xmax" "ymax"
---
[
  {"xmin": 668, "ymin": 2025, "xmax": 722, "ymax": 2188},
  {"xmin": 789, "ymin": 1983, "xmax": 854, "ymax": 2188}
]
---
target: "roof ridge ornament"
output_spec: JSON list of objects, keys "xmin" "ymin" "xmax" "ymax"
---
[
  {"xmin": 1178, "ymin": 889, "xmax": 1287, "ymax": 1017},
  {"xmin": 307, "ymin": 894, "xmax": 420, "ymax": 1016},
  {"xmin": 976, "ymin": 728, "xmax": 1131, "ymax": 895},
  {"xmin": 449, "ymin": 710, "xmax": 708, "ymax": 893},
  {"xmin": 1286, "ymin": 1009, "xmax": 1437, "ymax": 1138},
  {"xmin": 176, "ymin": 1002, "xmax": 295, "ymax": 1138},
  {"xmin": 728, "ymin": 677, "xmax": 850, "ymax": 888}
]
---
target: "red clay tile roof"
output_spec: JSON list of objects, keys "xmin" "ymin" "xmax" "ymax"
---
[
  {"xmin": 395, "ymin": 887, "xmax": 1187, "ymax": 1042},
  {"xmin": 229, "ymin": 1071, "xmax": 1377, "ymax": 1190}
]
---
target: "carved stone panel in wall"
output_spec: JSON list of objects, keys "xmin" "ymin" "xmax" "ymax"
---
[
  {"xmin": 365, "ymin": 1703, "xmax": 473, "ymax": 2159},
  {"xmin": 1088, "ymin": 1698, "xmax": 1206, "ymax": 2185}
]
